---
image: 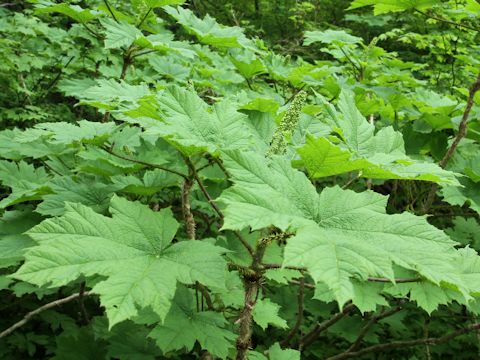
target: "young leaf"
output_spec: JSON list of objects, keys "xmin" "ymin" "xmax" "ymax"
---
[
  {"xmin": 149, "ymin": 286, "xmax": 235, "ymax": 358},
  {"xmin": 252, "ymin": 298, "xmax": 288, "ymax": 330},
  {"xmin": 267, "ymin": 343, "xmax": 300, "ymax": 360}
]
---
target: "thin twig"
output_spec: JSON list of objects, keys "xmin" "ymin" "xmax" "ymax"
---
[
  {"xmin": 78, "ymin": 282, "xmax": 90, "ymax": 324},
  {"xmin": 422, "ymin": 71, "xmax": 480, "ymax": 214},
  {"xmin": 0, "ymin": 291, "xmax": 92, "ymax": 338},
  {"xmin": 415, "ymin": 9, "xmax": 480, "ymax": 32},
  {"xmin": 281, "ymin": 278, "xmax": 305, "ymax": 348},
  {"xmin": 185, "ymin": 157, "xmax": 224, "ymax": 219},
  {"xmin": 185, "ymin": 157, "xmax": 254, "ymax": 256},
  {"xmin": 137, "ymin": 7, "xmax": 152, "ymax": 28},
  {"xmin": 102, "ymin": 147, "xmax": 188, "ymax": 179},
  {"xmin": 40, "ymin": 56, "xmax": 75, "ymax": 98},
  {"xmin": 131, "ymin": 49, "xmax": 157, "ymax": 58},
  {"xmin": 103, "ymin": 0, "xmax": 119, "ymax": 22},
  {"xmin": 81, "ymin": 22, "xmax": 103, "ymax": 39},
  {"xmin": 347, "ymin": 301, "xmax": 405, "ymax": 353},
  {"xmin": 301, "ymin": 303, "xmax": 357, "ymax": 349},
  {"xmin": 326, "ymin": 322, "xmax": 480, "ymax": 360},
  {"xmin": 285, "ymin": 84, "xmax": 306, "ymax": 105}
]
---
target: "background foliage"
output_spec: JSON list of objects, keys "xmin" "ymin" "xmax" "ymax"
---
[{"xmin": 1, "ymin": 0, "xmax": 480, "ymax": 359}]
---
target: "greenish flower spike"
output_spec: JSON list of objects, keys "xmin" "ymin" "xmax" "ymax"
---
[{"xmin": 267, "ymin": 90, "xmax": 307, "ymax": 157}]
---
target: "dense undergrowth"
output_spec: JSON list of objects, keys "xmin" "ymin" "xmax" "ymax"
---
[{"xmin": 1, "ymin": 0, "xmax": 480, "ymax": 359}]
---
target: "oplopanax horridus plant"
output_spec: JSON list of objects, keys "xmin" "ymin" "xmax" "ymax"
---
[{"xmin": 1, "ymin": 1, "xmax": 480, "ymax": 359}]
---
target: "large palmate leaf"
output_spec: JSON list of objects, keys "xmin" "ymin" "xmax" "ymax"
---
[
  {"xmin": 219, "ymin": 150, "xmax": 473, "ymax": 307},
  {"xmin": 164, "ymin": 6, "xmax": 252, "ymax": 48},
  {"xmin": 153, "ymin": 86, "xmax": 262, "ymax": 154},
  {"xmin": 219, "ymin": 150, "xmax": 319, "ymax": 231},
  {"xmin": 149, "ymin": 286, "xmax": 235, "ymax": 358},
  {"xmin": 295, "ymin": 91, "xmax": 459, "ymax": 185},
  {"xmin": 14, "ymin": 196, "xmax": 227, "ymax": 327}
]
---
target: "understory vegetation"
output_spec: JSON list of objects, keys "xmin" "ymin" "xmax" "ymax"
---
[{"xmin": 1, "ymin": 0, "xmax": 480, "ymax": 359}]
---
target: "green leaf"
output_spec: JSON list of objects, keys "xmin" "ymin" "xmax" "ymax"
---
[
  {"xmin": 106, "ymin": 321, "xmax": 162, "ymax": 359},
  {"xmin": 295, "ymin": 91, "xmax": 459, "ymax": 185},
  {"xmin": 284, "ymin": 186, "xmax": 465, "ymax": 306},
  {"xmin": 0, "ymin": 160, "xmax": 51, "ymax": 208},
  {"xmin": 35, "ymin": 3, "xmax": 97, "ymax": 23},
  {"xmin": 14, "ymin": 196, "xmax": 227, "ymax": 327},
  {"xmin": 219, "ymin": 150, "xmax": 471, "ymax": 306},
  {"xmin": 230, "ymin": 50, "xmax": 267, "ymax": 79},
  {"xmin": 164, "ymin": 6, "xmax": 252, "ymax": 48},
  {"xmin": 314, "ymin": 281, "xmax": 388, "ymax": 313},
  {"xmin": 267, "ymin": 343, "xmax": 300, "ymax": 360},
  {"xmin": 145, "ymin": 0, "xmax": 186, "ymax": 7},
  {"xmin": 112, "ymin": 169, "xmax": 181, "ymax": 196},
  {"xmin": 149, "ymin": 286, "xmax": 235, "ymax": 358},
  {"xmin": 0, "ymin": 208, "xmax": 42, "ymax": 268},
  {"xmin": 154, "ymin": 86, "xmax": 259, "ymax": 154},
  {"xmin": 81, "ymin": 80, "xmax": 150, "ymax": 109},
  {"xmin": 36, "ymin": 176, "xmax": 117, "ymax": 216},
  {"xmin": 296, "ymin": 137, "xmax": 370, "ymax": 177},
  {"xmin": 252, "ymin": 298, "xmax": 288, "ymax": 330},
  {"xmin": 445, "ymin": 218, "xmax": 480, "ymax": 248},
  {"xmin": 149, "ymin": 56, "xmax": 191, "ymax": 81},
  {"xmin": 348, "ymin": 0, "xmax": 441, "ymax": 14},
  {"xmin": 441, "ymin": 178, "xmax": 480, "ymax": 214},
  {"xmin": 32, "ymin": 121, "xmax": 116, "ymax": 145},
  {"xmin": 219, "ymin": 150, "xmax": 319, "ymax": 231},
  {"xmin": 304, "ymin": 30, "xmax": 362, "ymax": 46},
  {"xmin": 101, "ymin": 18, "xmax": 143, "ymax": 49}
]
